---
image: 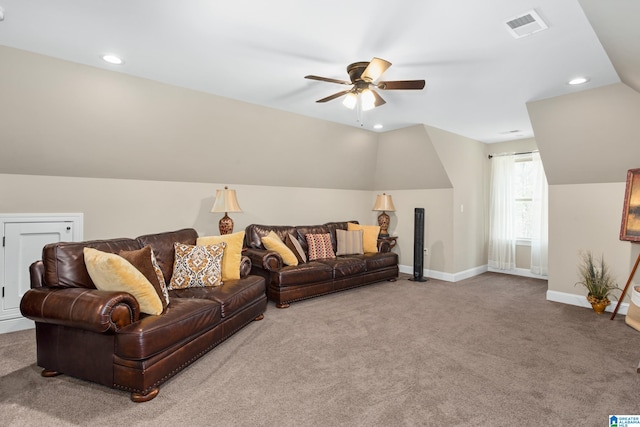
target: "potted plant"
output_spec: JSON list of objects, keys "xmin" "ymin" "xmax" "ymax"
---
[{"xmin": 575, "ymin": 250, "xmax": 620, "ymax": 314}]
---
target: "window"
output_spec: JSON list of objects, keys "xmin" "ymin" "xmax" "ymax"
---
[
  {"xmin": 513, "ymin": 157, "xmax": 535, "ymax": 240},
  {"xmin": 488, "ymin": 151, "xmax": 548, "ymax": 275}
]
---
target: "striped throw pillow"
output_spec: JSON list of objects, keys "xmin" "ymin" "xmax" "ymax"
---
[
  {"xmin": 286, "ymin": 233, "xmax": 307, "ymax": 264},
  {"xmin": 347, "ymin": 223, "xmax": 380, "ymax": 253},
  {"xmin": 336, "ymin": 229, "xmax": 364, "ymax": 255}
]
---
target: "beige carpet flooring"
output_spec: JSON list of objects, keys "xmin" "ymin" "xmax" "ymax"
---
[{"xmin": 2, "ymin": 272, "xmax": 640, "ymax": 426}]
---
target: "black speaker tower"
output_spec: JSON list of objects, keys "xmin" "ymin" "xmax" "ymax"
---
[{"xmin": 409, "ymin": 207, "xmax": 428, "ymax": 282}]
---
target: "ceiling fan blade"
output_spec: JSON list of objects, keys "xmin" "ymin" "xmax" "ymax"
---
[
  {"xmin": 377, "ymin": 80, "xmax": 426, "ymax": 90},
  {"xmin": 305, "ymin": 75, "xmax": 351, "ymax": 85},
  {"xmin": 316, "ymin": 90, "xmax": 351, "ymax": 103},
  {"xmin": 361, "ymin": 57, "xmax": 392, "ymax": 83},
  {"xmin": 371, "ymin": 90, "xmax": 386, "ymax": 108}
]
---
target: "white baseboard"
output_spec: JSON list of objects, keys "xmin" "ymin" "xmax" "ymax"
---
[
  {"xmin": 0, "ymin": 317, "xmax": 34, "ymax": 334},
  {"xmin": 399, "ymin": 264, "xmax": 488, "ymax": 283},
  {"xmin": 399, "ymin": 265, "xmax": 625, "ymax": 315},
  {"xmin": 454, "ymin": 265, "xmax": 489, "ymax": 282},
  {"xmin": 487, "ymin": 267, "xmax": 548, "ymax": 280},
  {"xmin": 546, "ymin": 290, "xmax": 629, "ymax": 315},
  {"xmin": 399, "ymin": 264, "xmax": 452, "ymax": 282}
]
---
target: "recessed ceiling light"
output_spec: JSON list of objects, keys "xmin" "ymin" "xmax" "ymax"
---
[
  {"xmin": 373, "ymin": 124, "xmax": 383, "ymax": 130},
  {"xmin": 102, "ymin": 54, "xmax": 124, "ymax": 65},
  {"xmin": 568, "ymin": 77, "xmax": 589, "ymax": 85}
]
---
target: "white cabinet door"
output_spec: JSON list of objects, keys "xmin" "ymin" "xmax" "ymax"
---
[{"xmin": 2, "ymin": 222, "xmax": 74, "ymax": 318}]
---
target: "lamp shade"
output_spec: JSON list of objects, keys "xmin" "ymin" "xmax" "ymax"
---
[
  {"xmin": 211, "ymin": 187, "xmax": 242, "ymax": 213},
  {"xmin": 372, "ymin": 193, "xmax": 396, "ymax": 212},
  {"xmin": 361, "ymin": 89, "xmax": 376, "ymax": 111},
  {"xmin": 342, "ymin": 92, "xmax": 357, "ymax": 109}
]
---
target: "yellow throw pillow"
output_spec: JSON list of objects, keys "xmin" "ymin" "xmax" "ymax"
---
[
  {"xmin": 83, "ymin": 247, "xmax": 163, "ymax": 315},
  {"xmin": 197, "ymin": 231, "xmax": 245, "ymax": 281},
  {"xmin": 347, "ymin": 223, "xmax": 380, "ymax": 253},
  {"xmin": 261, "ymin": 231, "xmax": 299, "ymax": 266}
]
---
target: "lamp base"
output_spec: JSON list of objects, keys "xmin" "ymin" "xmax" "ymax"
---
[
  {"xmin": 219, "ymin": 213, "xmax": 234, "ymax": 235},
  {"xmin": 377, "ymin": 211, "xmax": 390, "ymax": 237}
]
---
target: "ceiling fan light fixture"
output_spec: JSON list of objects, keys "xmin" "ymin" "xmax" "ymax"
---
[
  {"xmin": 342, "ymin": 92, "xmax": 358, "ymax": 109},
  {"xmin": 361, "ymin": 89, "xmax": 376, "ymax": 111},
  {"xmin": 306, "ymin": 57, "xmax": 424, "ymax": 111}
]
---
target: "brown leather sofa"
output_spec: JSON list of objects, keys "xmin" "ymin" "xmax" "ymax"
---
[
  {"xmin": 244, "ymin": 221, "xmax": 398, "ymax": 308},
  {"xmin": 20, "ymin": 228, "xmax": 266, "ymax": 402}
]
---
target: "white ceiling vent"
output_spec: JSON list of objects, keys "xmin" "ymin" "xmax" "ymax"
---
[{"xmin": 505, "ymin": 10, "xmax": 548, "ymax": 39}]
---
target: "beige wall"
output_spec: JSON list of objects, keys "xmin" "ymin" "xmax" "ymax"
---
[
  {"xmin": 528, "ymin": 83, "xmax": 640, "ymax": 301},
  {"xmin": 549, "ymin": 183, "xmax": 638, "ymax": 301},
  {"xmin": 0, "ymin": 46, "xmax": 378, "ymax": 190},
  {"xmin": 374, "ymin": 125, "xmax": 455, "ymax": 273},
  {"xmin": 0, "ymin": 47, "xmax": 471, "ymax": 278},
  {"xmin": 528, "ymin": 83, "xmax": 640, "ymax": 185},
  {"xmin": 0, "ymin": 172, "xmax": 456, "ymax": 273},
  {"xmin": 375, "ymin": 189, "xmax": 454, "ymax": 274},
  {"xmin": 0, "ymin": 45, "xmax": 522, "ymax": 282},
  {"xmin": 374, "ymin": 124, "xmax": 488, "ymax": 275},
  {"xmin": 374, "ymin": 125, "xmax": 452, "ymax": 190},
  {"xmin": 0, "ymin": 174, "xmax": 373, "ymax": 240},
  {"xmin": 429, "ymin": 125, "xmax": 487, "ymax": 273}
]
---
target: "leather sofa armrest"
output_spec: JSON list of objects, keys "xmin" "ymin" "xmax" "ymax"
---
[
  {"xmin": 30, "ymin": 260, "xmax": 46, "ymax": 288},
  {"xmin": 243, "ymin": 248, "xmax": 283, "ymax": 272},
  {"xmin": 20, "ymin": 287, "xmax": 140, "ymax": 333},
  {"xmin": 378, "ymin": 240, "xmax": 391, "ymax": 253},
  {"xmin": 240, "ymin": 255, "xmax": 252, "ymax": 278}
]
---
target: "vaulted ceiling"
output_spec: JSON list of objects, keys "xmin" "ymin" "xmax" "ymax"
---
[
  {"xmin": 0, "ymin": 0, "xmax": 637, "ymax": 143},
  {"xmin": 578, "ymin": 0, "xmax": 640, "ymax": 94}
]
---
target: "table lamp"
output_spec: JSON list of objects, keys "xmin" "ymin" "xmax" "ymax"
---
[
  {"xmin": 372, "ymin": 193, "xmax": 395, "ymax": 237},
  {"xmin": 211, "ymin": 186, "xmax": 242, "ymax": 235}
]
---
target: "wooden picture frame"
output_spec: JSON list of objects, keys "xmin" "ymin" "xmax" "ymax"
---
[{"xmin": 620, "ymin": 168, "xmax": 640, "ymax": 242}]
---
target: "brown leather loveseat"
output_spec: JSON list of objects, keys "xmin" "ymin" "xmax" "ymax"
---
[
  {"xmin": 20, "ymin": 228, "xmax": 266, "ymax": 402},
  {"xmin": 244, "ymin": 221, "xmax": 398, "ymax": 308}
]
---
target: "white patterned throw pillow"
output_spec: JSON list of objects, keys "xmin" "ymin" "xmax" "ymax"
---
[{"xmin": 168, "ymin": 242, "xmax": 226, "ymax": 289}]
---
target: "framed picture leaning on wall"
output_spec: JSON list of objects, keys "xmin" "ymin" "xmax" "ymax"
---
[{"xmin": 620, "ymin": 168, "xmax": 640, "ymax": 242}]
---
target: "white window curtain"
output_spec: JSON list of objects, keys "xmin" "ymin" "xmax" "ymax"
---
[
  {"xmin": 489, "ymin": 152, "xmax": 549, "ymax": 276},
  {"xmin": 488, "ymin": 155, "xmax": 516, "ymax": 270},
  {"xmin": 530, "ymin": 152, "xmax": 549, "ymax": 276}
]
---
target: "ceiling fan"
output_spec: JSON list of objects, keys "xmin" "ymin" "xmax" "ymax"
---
[{"xmin": 304, "ymin": 57, "xmax": 425, "ymax": 110}]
